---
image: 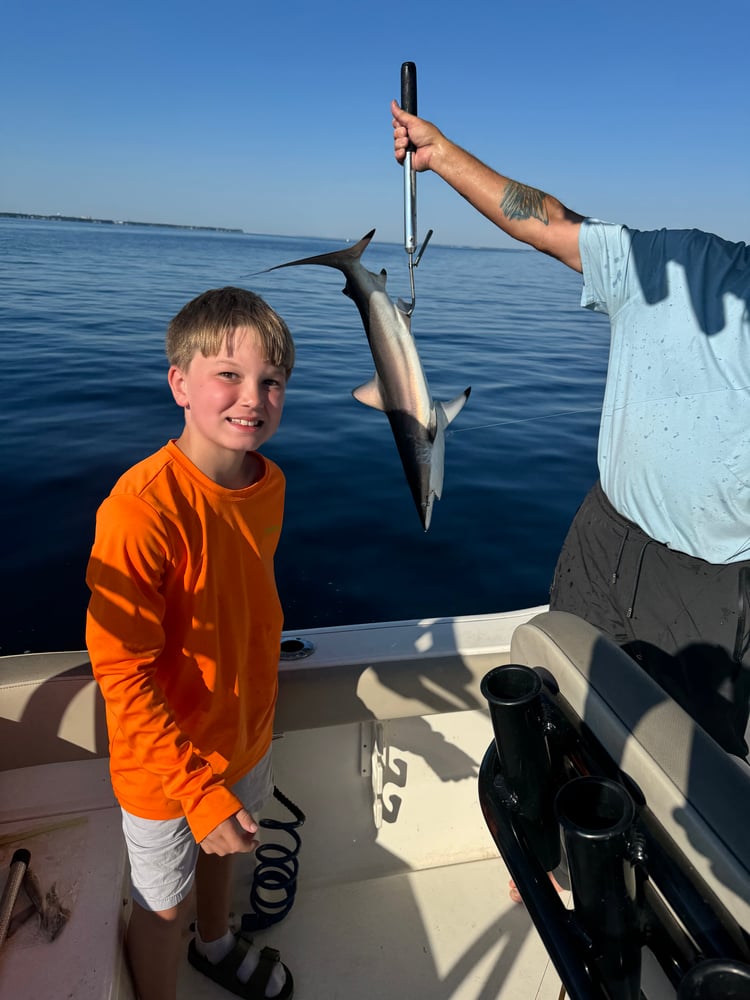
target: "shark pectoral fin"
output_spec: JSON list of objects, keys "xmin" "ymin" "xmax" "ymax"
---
[
  {"xmin": 440, "ymin": 387, "xmax": 472, "ymax": 426},
  {"xmin": 352, "ymin": 377, "xmax": 387, "ymax": 412}
]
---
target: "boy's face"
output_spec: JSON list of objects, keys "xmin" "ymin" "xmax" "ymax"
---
[{"xmin": 168, "ymin": 327, "xmax": 287, "ymax": 458}]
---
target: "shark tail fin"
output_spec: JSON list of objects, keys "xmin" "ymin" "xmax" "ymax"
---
[
  {"xmin": 425, "ymin": 387, "xmax": 471, "ymax": 513},
  {"xmin": 266, "ymin": 230, "xmax": 376, "ymax": 273}
]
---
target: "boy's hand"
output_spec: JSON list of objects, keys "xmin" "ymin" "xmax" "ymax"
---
[{"xmin": 200, "ymin": 808, "xmax": 260, "ymax": 856}]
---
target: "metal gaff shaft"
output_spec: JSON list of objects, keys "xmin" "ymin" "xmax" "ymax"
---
[{"xmin": 401, "ymin": 61, "xmax": 418, "ymax": 310}]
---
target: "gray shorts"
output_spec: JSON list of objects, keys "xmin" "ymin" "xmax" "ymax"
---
[{"xmin": 121, "ymin": 746, "xmax": 274, "ymax": 912}]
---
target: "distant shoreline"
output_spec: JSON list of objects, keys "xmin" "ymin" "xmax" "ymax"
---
[
  {"xmin": 0, "ymin": 211, "xmax": 244, "ymax": 235},
  {"xmin": 1, "ymin": 211, "xmax": 531, "ymax": 252}
]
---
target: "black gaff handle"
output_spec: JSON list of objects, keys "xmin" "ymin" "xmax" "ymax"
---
[{"xmin": 401, "ymin": 61, "xmax": 417, "ymax": 151}]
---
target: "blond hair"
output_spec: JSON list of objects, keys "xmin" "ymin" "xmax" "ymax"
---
[{"xmin": 166, "ymin": 287, "xmax": 295, "ymax": 375}]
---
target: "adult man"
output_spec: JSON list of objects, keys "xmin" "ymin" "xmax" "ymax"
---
[{"xmin": 393, "ymin": 100, "xmax": 750, "ymax": 758}]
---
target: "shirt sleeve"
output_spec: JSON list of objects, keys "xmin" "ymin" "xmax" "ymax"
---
[
  {"xmin": 85, "ymin": 492, "xmax": 241, "ymax": 841},
  {"xmin": 579, "ymin": 219, "xmax": 633, "ymax": 315}
]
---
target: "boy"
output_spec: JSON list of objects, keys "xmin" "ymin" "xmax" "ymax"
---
[{"xmin": 86, "ymin": 287, "xmax": 295, "ymax": 1000}]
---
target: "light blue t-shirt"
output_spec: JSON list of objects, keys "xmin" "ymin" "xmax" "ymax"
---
[{"xmin": 579, "ymin": 220, "xmax": 750, "ymax": 563}]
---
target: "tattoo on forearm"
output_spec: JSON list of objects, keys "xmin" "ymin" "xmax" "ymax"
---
[{"xmin": 501, "ymin": 182, "xmax": 549, "ymax": 225}]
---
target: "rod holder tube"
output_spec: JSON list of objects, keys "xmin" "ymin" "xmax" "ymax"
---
[
  {"xmin": 677, "ymin": 958, "xmax": 750, "ymax": 998},
  {"xmin": 480, "ymin": 664, "xmax": 560, "ymax": 870},
  {"xmin": 556, "ymin": 776, "xmax": 641, "ymax": 1000}
]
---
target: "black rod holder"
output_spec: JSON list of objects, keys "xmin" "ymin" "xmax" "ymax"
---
[
  {"xmin": 480, "ymin": 664, "xmax": 560, "ymax": 871},
  {"xmin": 556, "ymin": 776, "xmax": 642, "ymax": 1000},
  {"xmin": 478, "ymin": 668, "xmax": 750, "ymax": 999},
  {"xmin": 478, "ymin": 743, "xmax": 604, "ymax": 1000}
]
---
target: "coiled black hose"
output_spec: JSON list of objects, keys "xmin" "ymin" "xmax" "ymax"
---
[{"xmin": 241, "ymin": 786, "xmax": 305, "ymax": 932}]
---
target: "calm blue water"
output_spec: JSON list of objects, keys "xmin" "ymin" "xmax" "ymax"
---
[{"xmin": 0, "ymin": 218, "xmax": 610, "ymax": 655}]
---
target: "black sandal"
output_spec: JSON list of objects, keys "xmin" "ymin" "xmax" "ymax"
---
[{"xmin": 188, "ymin": 932, "xmax": 293, "ymax": 999}]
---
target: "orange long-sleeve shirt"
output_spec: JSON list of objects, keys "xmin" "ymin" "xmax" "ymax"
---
[{"xmin": 86, "ymin": 440, "xmax": 284, "ymax": 843}]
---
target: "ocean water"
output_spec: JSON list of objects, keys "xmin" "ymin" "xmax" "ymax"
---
[{"xmin": 0, "ymin": 217, "xmax": 610, "ymax": 655}]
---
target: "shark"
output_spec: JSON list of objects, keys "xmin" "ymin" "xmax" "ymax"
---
[{"xmin": 268, "ymin": 229, "xmax": 470, "ymax": 530}]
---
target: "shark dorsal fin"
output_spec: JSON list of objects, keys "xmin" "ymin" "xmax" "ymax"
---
[{"xmin": 352, "ymin": 377, "xmax": 387, "ymax": 412}]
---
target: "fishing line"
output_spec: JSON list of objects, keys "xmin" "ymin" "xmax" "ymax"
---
[
  {"xmin": 450, "ymin": 380, "xmax": 744, "ymax": 437},
  {"xmin": 447, "ymin": 406, "xmax": 603, "ymax": 436}
]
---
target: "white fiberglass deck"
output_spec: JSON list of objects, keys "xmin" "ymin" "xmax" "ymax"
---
[
  {"xmin": 0, "ymin": 710, "xmax": 567, "ymax": 1000},
  {"xmin": 180, "ymin": 711, "xmax": 567, "ymax": 1000},
  {"xmin": 185, "ymin": 857, "xmax": 567, "ymax": 1000}
]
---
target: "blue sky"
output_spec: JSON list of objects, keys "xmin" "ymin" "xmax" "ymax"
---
[{"xmin": 3, "ymin": 0, "xmax": 748, "ymax": 247}]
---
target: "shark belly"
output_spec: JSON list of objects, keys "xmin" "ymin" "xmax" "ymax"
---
[{"xmin": 366, "ymin": 291, "xmax": 435, "ymax": 430}]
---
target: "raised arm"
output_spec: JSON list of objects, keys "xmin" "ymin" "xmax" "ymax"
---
[{"xmin": 392, "ymin": 100, "xmax": 584, "ymax": 272}]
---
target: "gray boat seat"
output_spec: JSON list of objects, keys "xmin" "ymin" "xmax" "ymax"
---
[{"xmin": 510, "ymin": 610, "xmax": 750, "ymax": 934}]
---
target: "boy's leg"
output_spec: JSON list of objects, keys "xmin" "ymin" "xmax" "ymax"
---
[
  {"xmin": 127, "ymin": 894, "xmax": 193, "ymax": 1000},
  {"xmin": 190, "ymin": 755, "xmax": 292, "ymax": 997},
  {"xmin": 195, "ymin": 851, "xmax": 234, "ymax": 941},
  {"xmin": 191, "ymin": 853, "xmax": 291, "ymax": 998},
  {"xmin": 121, "ymin": 809, "xmax": 201, "ymax": 1000}
]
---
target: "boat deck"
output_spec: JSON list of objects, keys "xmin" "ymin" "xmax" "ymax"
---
[
  {"xmin": 180, "ymin": 712, "xmax": 569, "ymax": 1000},
  {"xmin": 184, "ymin": 856, "xmax": 567, "ymax": 1000},
  {"xmin": 0, "ymin": 708, "xmax": 569, "ymax": 1000}
]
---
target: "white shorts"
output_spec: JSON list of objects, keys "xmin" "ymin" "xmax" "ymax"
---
[{"xmin": 121, "ymin": 746, "xmax": 274, "ymax": 912}]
